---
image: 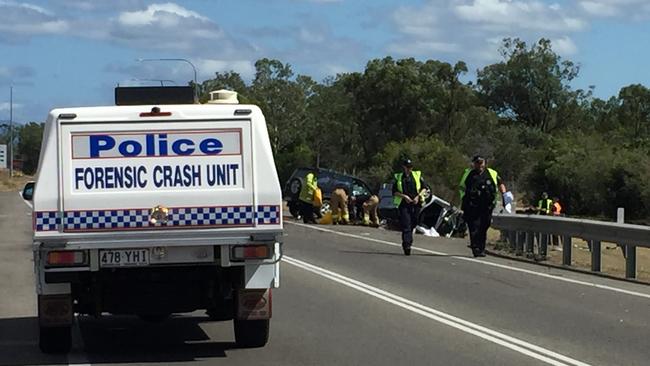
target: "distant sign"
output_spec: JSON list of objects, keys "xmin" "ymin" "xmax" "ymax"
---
[{"xmin": 0, "ymin": 144, "xmax": 6, "ymax": 169}]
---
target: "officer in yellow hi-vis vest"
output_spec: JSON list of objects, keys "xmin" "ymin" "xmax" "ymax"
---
[
  {"xmin": 459, "ymin": 155, "xmax": 506, "ymax": 257},
  {"xmin": 537, "ymin": 192, "xmax": 553, "ymax": 215},
  {"xmin": 299, "ymin": 169, "xmax": 318, "ymax": 224},
  {"xmin": 392, "ymin": 158, "xmax": 428, "ymax": 256}
]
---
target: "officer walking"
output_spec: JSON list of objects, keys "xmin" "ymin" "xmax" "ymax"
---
[
  {"xmin": 393, "ymin": 159, "xmax": 428, "ymax": 256},
  {"xmin": 459, "ymin": 155, "xmax": 506, "ymax": 257}
]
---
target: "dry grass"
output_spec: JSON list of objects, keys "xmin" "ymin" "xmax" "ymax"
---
[
  {"xmin": 487, "ymin": 228, "xmax": 650, "ymax": 283},
  {"xmin": 0, "ymin": 170, "xmax": 34, "ymax": 192}
]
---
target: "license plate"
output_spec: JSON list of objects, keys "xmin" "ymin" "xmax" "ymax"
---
[{"xmin": 100, "ymin": 249, "xmax": 149, "ymax": 267}]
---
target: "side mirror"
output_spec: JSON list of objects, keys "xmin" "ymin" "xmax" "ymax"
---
[{"xmin": 22, "ymin": 181, "xmax": 35, "ymax": 201}]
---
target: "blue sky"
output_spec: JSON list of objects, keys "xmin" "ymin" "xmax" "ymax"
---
[{"xmin": 1, "ymin": 0, "xmax": 649, "ymax": 123}]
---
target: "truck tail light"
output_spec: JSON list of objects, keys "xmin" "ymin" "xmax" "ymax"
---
[
  {"xmin": 231, "ymin": 245, "xmax": 272, "ymax": 261},
  {"xmin": 46, "ymin": 251, "xmax": 87, "ymax": 267}
]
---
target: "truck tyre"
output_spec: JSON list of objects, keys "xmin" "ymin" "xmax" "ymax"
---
[
  {"xmin": 233, "ymin": 319, "xmax": 269, "ymax": 348},
  {"xmin": 39, "ymin": 326, "xmax": 72, "ymax": 354}
]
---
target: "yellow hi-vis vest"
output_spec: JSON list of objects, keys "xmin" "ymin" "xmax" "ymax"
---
[
  {"xmin": 459, "ymin": 168, "xmax": 499, "ymax": 205},
  {"xmin": 393, "ymin": 171, "xmax": 422, "ymax": 206},
  {"xmin": 299, "ymin": 173, "xmax": 318, "ymax": 204},
  {"xmin": 538, "ymin": 198, "xmax": 553, "ymax": 214}
]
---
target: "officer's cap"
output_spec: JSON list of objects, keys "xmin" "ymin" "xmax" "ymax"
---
[
  {"xmin": 402, "ymin": 158, "xmax": 413, "ymax": 167},
  {"xmin": 472, "ymin": 154, "xmax": 485, "ymax": 163}
]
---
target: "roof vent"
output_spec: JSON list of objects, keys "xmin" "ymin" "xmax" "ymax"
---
[{"xmin": 208, "ymin": 89, "xmax": 239, "ymax": 104}]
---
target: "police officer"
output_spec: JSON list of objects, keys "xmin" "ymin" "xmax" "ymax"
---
[
  {"xmin": 393, "ymin": 159, "xmax": 428, "ymax": 256},
  {"xmin": 299, "ymin": 169, "xmax": 318, "ymax": 224},
  {"xmin": 537, "ymin": 192, "xmax": 553, "ymax": 215},
  {"xmin": 459, "ymin": 155, "xmax": 506, "ymax": 257}
]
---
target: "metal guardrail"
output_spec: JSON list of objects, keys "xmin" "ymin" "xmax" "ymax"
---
[{"xmin": 491, "ymin": 213, "xmax": 650, "ymax": 279}]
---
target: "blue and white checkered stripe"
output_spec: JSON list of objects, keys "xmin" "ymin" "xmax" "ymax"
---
[
  {"xmin": 166, "ymin": 206, "xmax": 254, "ymax": 227},
  {"xmin": 63, "ymin": 209, "xmax": 150, "ymax": 230},
  {"xmin": 35, "ymin": 211, "xmax": 61, "ymax": 231},
  {"xmin": 35, "ymin": 205, "xmax": 278, "ymax": 231},
  {"xmin": 256, "ymin": 205, "xmax": 280, "ymax": 225}
]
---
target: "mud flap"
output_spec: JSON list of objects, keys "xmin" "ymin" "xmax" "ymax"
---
[
  {"xmin": 38, "ymin": 294, "xmax": 73, "ymax": 327},
  {"xmin": 236, "ymin": 289, "xmax": 271, "ymax": 320}
]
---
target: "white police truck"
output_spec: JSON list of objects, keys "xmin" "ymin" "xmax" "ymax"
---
[{"xmin": 22, "ymin": 87, "xmax": 283, "ymax": 353}]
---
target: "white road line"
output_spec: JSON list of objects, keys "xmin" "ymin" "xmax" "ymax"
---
[
  {"xmin": 284, "ymin": 255, "xmax": 592, "ymax": 366},
  {"xmin": 286, "ymin": 221, "xmax": 650, "ymax": 300}
]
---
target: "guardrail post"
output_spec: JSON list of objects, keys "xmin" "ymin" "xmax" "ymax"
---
[
  {"xmin": 626, "ymin": 246, "xmax": 636, "ymax": 279},
  {"xmin": 525, "ymin": 232, "xmax": 534, "ymax": 258},
  {"xmin": 617, "ymin": 208, "xmax": 637, "ymax": 279},
  {"xmin": 591, "ymin": 240, "xmax": 601, "ymax": 272},
  {"xmin": 540, "ymin": 234, "xmax": 548, "ymax": 258},
  {"xmin": 515, "ymin": 231, "xmax": 524, "ymax": 256},
  {"xmin": 562, "ymin": 235, "xmax": 572, "ymax": 266},
  {"xmin": 508, "ymin": 231, "xmax": 517, "ymax": 251}
]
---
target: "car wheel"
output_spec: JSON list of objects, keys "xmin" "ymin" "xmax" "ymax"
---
[{"xmin": 289, "ymin": 179, "xmax": 302, "ymax": 196}]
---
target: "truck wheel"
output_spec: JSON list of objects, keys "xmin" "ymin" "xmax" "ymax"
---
[
  {"xmin": 233, "ymin": 319, "xmax": 269, "ymax": 348},
  {"xmin": 39, "ymin": 326, "xmax": 72, "ymax": 354}
]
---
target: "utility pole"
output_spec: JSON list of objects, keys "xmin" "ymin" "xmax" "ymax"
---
[{"xmin": 9, "ymin": 86, "xmax": 12, "ymax": 178}]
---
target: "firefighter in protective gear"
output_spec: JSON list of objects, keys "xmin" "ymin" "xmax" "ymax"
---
[
  {"xmin": 330, "ymin": 185, "xmax": 350, "ymax": 225},
  {"xmin": 393, "ymin": 158, "xmax": 428, "ymax": 256},
  {"xmin": 299, "ymin": 170, "xmax": 318, "ymax": 224},
  {"xmin": 362, "ymin": 195, "xmax": 380, "ymax": 227},
  {"xmin": 459, "ymin": 155, "xmax": 506, "ymax": 257}
]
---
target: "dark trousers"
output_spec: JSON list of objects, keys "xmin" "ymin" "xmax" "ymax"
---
[
  {"xmin": 300, "ymin": 200, "xmax": 316, "ymax": 224},
  {"xmin": 399, "ymin": 203, "xmax": 419, "ymax": 248},
  {"xmin": 466, "ymin": 210, "xmax": 492, "ymax": 254}
]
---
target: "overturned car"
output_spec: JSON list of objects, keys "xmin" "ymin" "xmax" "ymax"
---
[{"xmin": 378, "ymin": 183, "xmax": 467, "ymax": 238}]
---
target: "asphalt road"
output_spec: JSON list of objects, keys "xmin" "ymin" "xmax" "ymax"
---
[{"xmin": 1, "ymin": 191, "xmax": 649, "ymax": 366}]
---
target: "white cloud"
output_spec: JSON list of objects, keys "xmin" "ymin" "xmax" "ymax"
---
[
  {"xmin": 579, "ymin": 1, "xmax": 620, "ymax": 16},
  {"xmin": 577, "ymin": 0, "xmax": 650, "ymax": 17},
  {"xmin": 552, "ymin": 36, "xmax": 578, "ymax": 56},
  {"xmin": 0, "ymin": 1, "xmax": 68, "ymax": 41},
  {"xmin": 92, "ymin": 3, "xmax": 235, "ymax": 54},
  {"xmin": 454, "ymin": 0, "xmax": 586, "ymax": 32},
  {"xmin": 118, "ymin": 2, "xmax": 209, "ymax": 27},
  {"xmin": 388, "ymin": 1, "xmax": 588, "ymax": 63}
]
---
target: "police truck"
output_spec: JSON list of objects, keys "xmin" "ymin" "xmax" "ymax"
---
[{"xmin": 22, "ymin": 87, "xmax": 282, "ymax": 353}]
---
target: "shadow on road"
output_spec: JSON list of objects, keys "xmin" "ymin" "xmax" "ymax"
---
[
  {"xmin": 0, "ymin": 315, "xmax": 237, "ymax": 365},
  {"xmin": 0, "ymin": 316, "xmax": 67, "ymax": 366},
  {"xmin": 340, "ymin": 249, "xmax": 450, "ymax": 257}
]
